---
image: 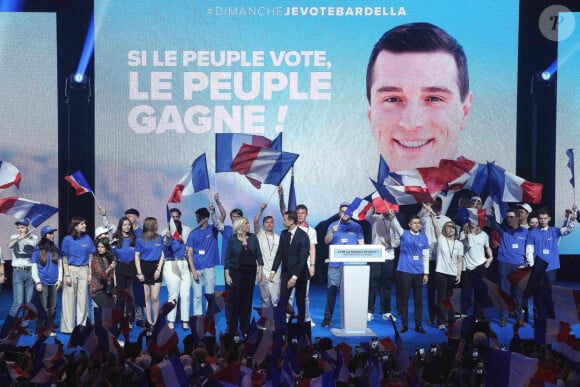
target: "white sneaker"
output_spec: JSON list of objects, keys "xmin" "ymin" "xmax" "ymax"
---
[
  {"xmin": 382, "ymin": 313, "xmax": 396, "ymax": 322},
  {"xmin": 367, "ymin": 313, "xmax": 374, "ymax": 322},
  {"xmin": 309, "ymin": 320, "xmax": 316, "ymax": 327}
]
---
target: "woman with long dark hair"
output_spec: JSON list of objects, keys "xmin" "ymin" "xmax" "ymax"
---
[
  {"xmin": 31, "ymin": 226, "xmax": 61, "ymax": 334},
  {"xmin": 60, "ymin": 217, "xmax": 95, "ymax": 333},
  {"xmin": 112, "ymin": 216, "xmax": 136, "ymax": 324},
  {"xmin": 135, "ymin": 217, "xmax": 165, "ymax": 325},
  {"xmin": 224, "ymin": 217, "xmax": 263, "ymax": 337},
  {"xmin": 91, "ymin": 238, "xmax": 117, "ymax": 308},
  {"xmin": 162, "ymin": 219, "xmax": 191, "ymax": 330}
]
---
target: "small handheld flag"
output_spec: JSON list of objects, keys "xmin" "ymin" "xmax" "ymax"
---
[
  {"xmin": 64, "ymin": 170, "xmax": 92, "ymax": 195},
  {"xmin": 168, "ymin": 153, "xmax": 210, "ymax": 203}
]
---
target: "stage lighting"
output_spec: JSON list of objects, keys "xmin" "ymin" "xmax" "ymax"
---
[
  {"xmin": 530, "ymin": 71, "xmax": 555, "ymax": 96},
  {"xmin": 65, "ymin": 73, "xmax": 91, "ymax": 102},
  {"xmin": 541, "ymin": 71, "xmax": 552, "ymax": 81}
]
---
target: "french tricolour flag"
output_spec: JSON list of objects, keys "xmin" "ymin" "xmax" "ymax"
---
[
  {"xmin": 478, "ymin": 277, "xmax": 517, "ymax": 312},
  {"xmin": 0, "ymin": 197, "xmax": 58, "ymax": 227},
  {"xmin": 215, "ymin": 133, "xmax": 282, "ymax": 173},
  {"xmin": 168, "ymin": 153, "xmax": 210, "ymax": 203},
  {"xmin": 5, "ymin": 361, "xmax": 30, "ymax": 381},
  {"xmin": 455, "ymin": 208, "xmax": 487, "ymax": 227},
  {"xmin": 344, "ymin": 197, "xmax": 372, "ymax": 221},
  {"xmin": 370, "ymin": 177, "xmax": 432, "ymax": 205},
  {"xmin": 150, "ymin": 356, "xmax": 188, "ymax": 387},
  {"xmin": 370, "ymin": 191, "xmax": 399, "ymax": 213},
  {"xmin": 384, "ymin": 157, "xmax": 486, "ymax": 194},
  {"xmin": 485, "ymin": 348, "xmax": 556, "ymax": 387},
  {"xmin": 0, "ymin": 161, "xmax": 21, "ymax": 189},
  {"xmin": 552, "ymin": 285, "xmax": 580, "ymax": 324},
  {"xmin": 507, "ymin": 266, "xmax": 532, "ymax": 293},
  {"xmin": 64, "ymin": 170, "xmax": 92, "ymax": 196},
  {"xmin": 534, "ymin": 318, "xmax": 571, "ymax": 345},
  {"xmin": 231, "ymin": 143, "xmax": 298, "ymax": 187}
]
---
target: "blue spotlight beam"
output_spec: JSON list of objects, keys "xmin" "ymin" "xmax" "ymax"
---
[
  {"xmin": 542, "ymin": 59, "xmax": 558, "ymax": 80},
  {"xmin": 0, "ymin": 0, "xmax": 24, "ymax": 12},
  {"xmin": 74, "ymin": 11, "xmax": 94, "ymax": 82}
]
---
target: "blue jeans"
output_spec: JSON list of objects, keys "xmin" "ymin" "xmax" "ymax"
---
[
  {"xmin": 192, "ymin": 267, "xmax": 216, "ymax": 316},
  {"xmin": 10, "ymin": 268, "xmax": 35, "ymax": 326}
]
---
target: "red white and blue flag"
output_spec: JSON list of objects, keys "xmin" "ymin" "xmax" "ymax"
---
[
  {"xmin": 478, "ymin": 277, "xmax": 517, "ymax": 312},
  {"xmin": 35, "ymin": 342, "xmax": 64, "ymax": 368},
  {"xmin": 0, "ymin": 197, "xmax": 58, "ymax": 227},
  {"xmin": 165, "ymin": 205, "xmax": 182, "ymax": 241},
  {"xmin": 534, "ymin": 318, "xmax": 571, "ymax": 345},
  {"xmin": 150, "ymin": 356, "xmax": 188, "ymax": 387},
  {"xmin": 168, "ymin": 153, "xmax": 210, "ymax": 203},
  {"xmin": 382, "ymin": 157, "xmax": 488, "ymax": 195},
  {"xmin": 231, "ymin": 143, "xmax": 298, "ymax": 188},
  {"xmin": 64, "ymin": 170, "xmax": 92, "ymax": 195},
  {"xmin": 344, "ymin": 197, "xmax": 372, "ymax": 221},
  {"xmin": 5, "ymin": 361, "xmax": 30, "ymax": 381},
  {"xmin": 370, "ymin": 177, "xmax": 432, "ymax": 205},
  {"xmin": 485, "ymin": 348, "xmax": 557, "ymax": 387},
  {"xmin": 455, "ymin": 208, "xmax": 487, "ymax": 227},
  {"xmin": 370, "ymin": 191, "xmax": 399, "ymax": 213},
  {"xmin": 551, "ymin": 286, "xmax": 580, "ymax": 324},
  {"xmin": 0, "ymin": 161, "xmax": 21, "ymax": 189},
  {"xmin": 391, "ymin": 318, "xmax": 418, "ymax": 386},
  {"xmin": 215, "ymin": 133, "xmax": 282, "ymax": 172},
  {"xmin": 507, "ymin": 266, "xmax": 532, "ymax": 293}
]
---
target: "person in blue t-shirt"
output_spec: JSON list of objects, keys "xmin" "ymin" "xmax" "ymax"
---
[
  {"xmin": 60, "ymin": 217, "xmax": 96, "ymax": 333},
  {"xmin": 186, "ymin": 207, "xmax": 223, "ymax": 318},
  {"xmin": 524, "ymin": 206, "xmax": 576, "ymax": 321},
  {"xmin": 320, "ymin": 203, "xmax": 364, "ymax": 328},
  {"xmin": 112, "ymin": 216, "xmax": 137, "ymax": 325},
  {"xmin": 390, "ymin": 212, "xmax": 430, "ymax": 333},
  {"xmin": 135, "ymin": 217, "xmax": 165, "ymax": 326},
  {"xmin": 489, "ymin": 208, "xmax": 528, "ymax": 327},
  {"xmin": 31, "ymin": 226, "xmax": 61, "ymax": 334}
]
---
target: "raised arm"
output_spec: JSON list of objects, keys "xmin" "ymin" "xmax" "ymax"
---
[
  {"xmin": 213, "ymin": 192, "xmax": 226, "ymax": 224},
  {"xmin": 389, "ymin": 211, "xmax": 404, "ymax": 237},
  {"xmin": 210, "ymin": 202, "xmax": 224, "ymax": 232},
  {"xmin": 277, "ymin": 186, "xmax": 286, "ymax": 217},
  {"xmin": 254, "ymin": 203, "xmax": 267, "ymax": 233},
  {"xmin": 560, "ymin": 204, "xmax": 577, "ymax": 236}
]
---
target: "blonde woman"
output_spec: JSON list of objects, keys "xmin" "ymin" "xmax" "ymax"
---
[{"xmin": 434, "ymin": 221, "xmax": 463, "ymax": 329}]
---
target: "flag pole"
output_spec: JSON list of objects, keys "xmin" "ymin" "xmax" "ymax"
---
[
  {"xmin": 266, "ymin": 186, "xmax": 278, "ymax": 203},
  {"xmin": 91, "ymin": 192, "xmax": 105, "ymax": 213}
]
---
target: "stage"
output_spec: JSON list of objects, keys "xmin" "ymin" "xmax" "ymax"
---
[{"xmin": 2, "ymin": 280, "xmax": 578, "ymax": 356}]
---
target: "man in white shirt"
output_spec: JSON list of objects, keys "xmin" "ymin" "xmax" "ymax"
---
[{"xmin": 254, "ymin": 203, "xmax": 280, "ymax": 308}]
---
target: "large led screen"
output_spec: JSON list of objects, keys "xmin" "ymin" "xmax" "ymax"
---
[
  {"xmin": 555, "ymin": 11, "xmax": 580, "ymax": 254},
  {"xmin": 0, "ymin": 12, "xmax": 58, "ymax": 248},
  {"xmin": 94, "ymin": 0, "xmax": 519, "ymax": 232}
]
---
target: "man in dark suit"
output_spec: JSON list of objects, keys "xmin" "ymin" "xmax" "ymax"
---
[{"xmin": 269, "ymin": 210, "xmax": 310, "ymax": 334}]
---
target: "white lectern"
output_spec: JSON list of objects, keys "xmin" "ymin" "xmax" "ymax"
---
[{"xmin": 329, "ymin": 244, "xmax": 385, "ymax": 337}]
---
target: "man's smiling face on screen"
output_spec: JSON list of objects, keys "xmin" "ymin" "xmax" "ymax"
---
[{"xmin": 368, "ymin": 50, "xmax": 472, "ymax": 172}]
